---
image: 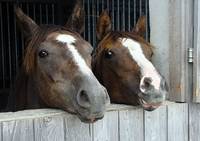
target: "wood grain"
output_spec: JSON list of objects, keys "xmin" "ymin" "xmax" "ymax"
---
[
  {"xmin": 144, "ymin": 105, "xmax": 167, "ymax": 141},
  {"xmin": 93, "ymin": 111, "xmax": 119, "ymax": 141},
  {"xmin": 119, "ymin": 108, "xmax": 144, "ymax": 141},
  {"xmin": 2, "ymin": 119, "xmax": 34, "ymax": 141},
  {"xmin": 167, "ymin": 103, "xmax": 188, "ymax": 141},
  {"xmin": 193, "ymin": 0, "xmax": 200, "ymax": 103},
  {"xmin": 34, "ymin": 115, "xmax": 65, "ymax": 141}
]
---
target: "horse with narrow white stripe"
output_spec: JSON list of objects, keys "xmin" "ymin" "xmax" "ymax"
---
[
  {"xmin": 14, "ymin": 4, "xmax": 110, "ymax": 123},
  {"xmin": 56, "ymin": 34, "xmax": 94, "ymax": 76},
  {"xmin": 93, "ymin": 10, "xmax": 168, "ymax": 111}
]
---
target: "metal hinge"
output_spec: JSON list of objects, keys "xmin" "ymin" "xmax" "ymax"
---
[{"xmin": 188, "ymin": 48, "xmax": 193, "ymax": 63}]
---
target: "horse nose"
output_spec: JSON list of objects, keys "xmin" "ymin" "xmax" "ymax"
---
[
  {"xmin": 77, "ymin": 90, "xmax": 91, "ymax": 108},
  {"xmin": 140, "ymin": 76, "xmax": 168, "ymax": 94}
]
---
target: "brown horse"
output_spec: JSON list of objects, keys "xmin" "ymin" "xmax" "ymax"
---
[
  {"xmin": 92, "ymin": 11, "xmax": 168, "ymax": 111},
  {"xmin": 14, "ymin": 4, "xmax": 110, "ymax": 123}
]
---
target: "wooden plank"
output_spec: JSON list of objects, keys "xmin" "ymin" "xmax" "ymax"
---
[
  {"xmin": 193, "ymin": 0, "xmax": 200, "ymax": 102},
  {"xmin": 167, "ymin": 103, "xmax": 188, "ymax": 141},
  {"xmin": 144, "ymin": 105, "xmax": 167, "ymax": 141},
  {"xmin": 0, "ymin": 109, "xmax": 66, "ymax": 122},
  {"xmin": 64, "ymin": 114, "xmax": 92, "ymax": 141},
  {"xmin": 93, "ymin": 111, "xmax": 119, "ymax": 141},
  {"xmin": 2, "ymin": 119, "xmax": 34, "ymax": 141},
  {"xmin": 34, "ymin": 115, "xmax": 65, "ymax": 141},
  {"xmin": 149, "ymin": 0, "xmax": 170, "ymax": 98},
  {"xmin": 189, "ymin": 104, "xmax": 200, "ymax": 141},
  {"xmin": 0, "ymin": 123, "xmax": 2, "ymax": 141},
  {"xmin": 0, "ymin": 105, "xmax": 135, "ymax": 122},
  {"xmin": 168, "ymin": 0, "xmax": 193, "ymax": 102},
  {"xmin": 119, "ymin": 108, "xmax": 143, "ymax": 141}
]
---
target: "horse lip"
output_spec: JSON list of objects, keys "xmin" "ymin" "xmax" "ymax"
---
[
  {"xmin": 138, "ymin": 98, "xmax": 162, "ymax": 111},
  {"xmin": 63, "ymin": 109, "xmax": 101, "ymax": 123},
  {"xmin": 78, "ymin": 114, "xmax": 104, "ymax": 123}
]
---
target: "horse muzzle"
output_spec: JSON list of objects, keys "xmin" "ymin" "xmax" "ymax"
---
[
  {"xmin": 74, "ymin": 78, "xmax": 110, "ymax": 123},
  {"xmin": 138, "ymin": 76, "xmax": 168, "ymax": 111}
]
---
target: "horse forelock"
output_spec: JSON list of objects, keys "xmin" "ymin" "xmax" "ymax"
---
[
  {"xmin": 23, "ymin": 25, "xmax": 78, "ymax": 74},
  {"xmin": 94, "ymin": 31, "xmax": 153, "ymax": 60}
]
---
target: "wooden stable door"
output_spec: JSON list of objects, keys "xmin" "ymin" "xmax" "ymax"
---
[{"xmin": 193, "ymin": 0, "xmax": 200, "ymax": 102}]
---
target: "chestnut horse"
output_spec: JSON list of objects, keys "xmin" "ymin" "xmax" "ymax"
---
[
  {"xmin": 92, "ymin": 11, "xmax": 168, "ymax": 111},
  {"xmin": 14, "ymin": 4, "xmax": 110, "ymax": 123}
]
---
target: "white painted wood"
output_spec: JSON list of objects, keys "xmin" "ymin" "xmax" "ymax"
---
[
  {"xmin": 93, "ymin": 111, "xmax": 119, "ymax": 141},
  {"xmin": 168, "ymin": 103, "xmax": 188, "ymax": 141},
  {"xmin": 2, "ymin": 119, "xmax": 34, "ymax": 141},
  {"xmin": 34, "ymin": 115, "xmax": 65, "ymax": 141},
  {"xmin": 167, "ymin": 0, "xmax": 193, "ymax": 102},
  {"xmin": 144, "ymin": 105, "xmax": 167, "ymax": 141},
  {"xmin": 119, "ymin": 108, "xmax": 143, "ymax": 141},
  {"xmin": 189, "ymin": 104, "xmax": 200, "ymax": 141},
  {"xmin": 193, "ymin": 0, "xmax": 200, "ymax": 103},
  {"xmin": 64, "ymin": 114, "xmax": 92, "ymax": 141}
]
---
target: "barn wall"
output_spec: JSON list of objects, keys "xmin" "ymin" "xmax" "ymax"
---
[
  {"xmin": 0, "ymin": 102, "xmax": 199, "ymax": 141},
  {"xmin": 149, "ymin": 0, "xmax": 193, "ymax": 102}
]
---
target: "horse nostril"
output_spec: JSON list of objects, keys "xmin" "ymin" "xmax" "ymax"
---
[
  {"xmin": 143, "ymin": 77, "xmax": 152, "ymax": 89},
  {"xmin": 77, "ymin": 90, "xmax": 91, "ymax": 108},
  {"xmin": 140, "ymin": 77, "xmax": 153, "ymax": 93}
]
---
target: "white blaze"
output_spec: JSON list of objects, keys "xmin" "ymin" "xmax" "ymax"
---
[
  {"xmin": 120, "ymin": 38, "xmax": 161, "ymax": 90},
  {"xmin": 56, "ymin": 34, "xmax": 93, "ymax": 76}
]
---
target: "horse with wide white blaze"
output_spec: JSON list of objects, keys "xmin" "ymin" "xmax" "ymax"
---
[
  {"xmin": 14, "ymin": 2, "xmax": 110, "ymax": 123},
  {"xmin": 92, "ymin": 10, "xmax": 168, "ymax": 111}
]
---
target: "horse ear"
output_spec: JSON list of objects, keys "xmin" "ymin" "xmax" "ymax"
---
[
  {"xmin": 65, "ymin": 0, "xmax": 85, "ymax": 34},
  {"xmin": 15, "ymin": 7, "xmax": 39, "ymax": 39},
  {"xmin": 96, "ymin": 10, "xmax": 111, "ymax": 40},
  {"xmin": 132, "ymin": 16, "xmax": 146, "ymax": 38}
]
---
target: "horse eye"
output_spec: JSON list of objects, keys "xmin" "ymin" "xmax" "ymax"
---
[
  {"xmin": 38, "ymin": 50, "xmax": 48, "ymax": 58},
  {"xmin": 105, "ymin": 51, "xmax": 113, "ymax": 59}
]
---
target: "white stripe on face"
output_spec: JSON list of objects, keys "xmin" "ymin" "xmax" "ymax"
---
[
  {"xmin": 120, "ymin": 38, "xmax": 161, "ymax": 90},
  {"xmin": 56, "ymin": 34, "xmax": 93, "ymax": 76}
]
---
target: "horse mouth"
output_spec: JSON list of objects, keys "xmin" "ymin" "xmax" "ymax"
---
[
  {"xmin": 139, "ymin": 98, "xmax": 162, "ymax": 111},
  {"xmin": 78, "ymin": 115, "xmax": 104, "ymax": 123}
]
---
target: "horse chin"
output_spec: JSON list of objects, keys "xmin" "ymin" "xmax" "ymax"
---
[
  {"xmin": 62, "ymin": 107, "xmax": 77, "ymax": 115},
  {"xmin": 79, "ymin": 116, "xmax": 103, "ymax": 123},
  {"xmin": 63, "ymin": 106, "xmax": 104, "ymax": 123},
  {"xmin": 77, "ymin": 114, "xmax": 104, "ymax": 123},
  {"xmin": 138, "ymin": 98, "xmax": 162, "ymax": 111}
]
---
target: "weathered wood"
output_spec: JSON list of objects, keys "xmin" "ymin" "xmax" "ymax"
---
[
  {"xmin": 34, "ymin": 115, "xmax": 65, "ymax": 141},
  {"xmin": 0, "ymin": 124, "xmax": 2, "ymax": 141},
  {"xmin": 144, "ymin": 105, "xmax": 167, "ymax": 141},
  {"xmin": 189, "ymin": 104, "xmax": 200, "ymax": 141},
  {"xmin": 193, "ymin": 0, "xmax": 200, "ymax": 103},
  {"xmin": 2, "ymin": 119, "xmax": 34, "ymax": 141},
  {"xmin": 119, "ymin": 108, "xmax": 143, "ymax": 141},
  {"xmin": 149, "ymin": 0, "xmax": 170, "ymax": 99},
  {"xmin": 168, "ymin": 0, "xmax": 193, "ymax": 102},
  {"xmin": 0, "ymin": 103, "xmax": 197, "ymax": 141},
  {"xmin": 64, "ymin": 114, "xmax": 92, "ymax": 141},
  {"xmin": 93, "ymin": 111, "xmax": 119, "ymax": 141},
  {"xmin": 0, "ymin": 109, "xmax": 66, "ymax": 122},
  {"xmin": 167, "ymin": 102, "xmax": 188, "ymax": 141}
]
